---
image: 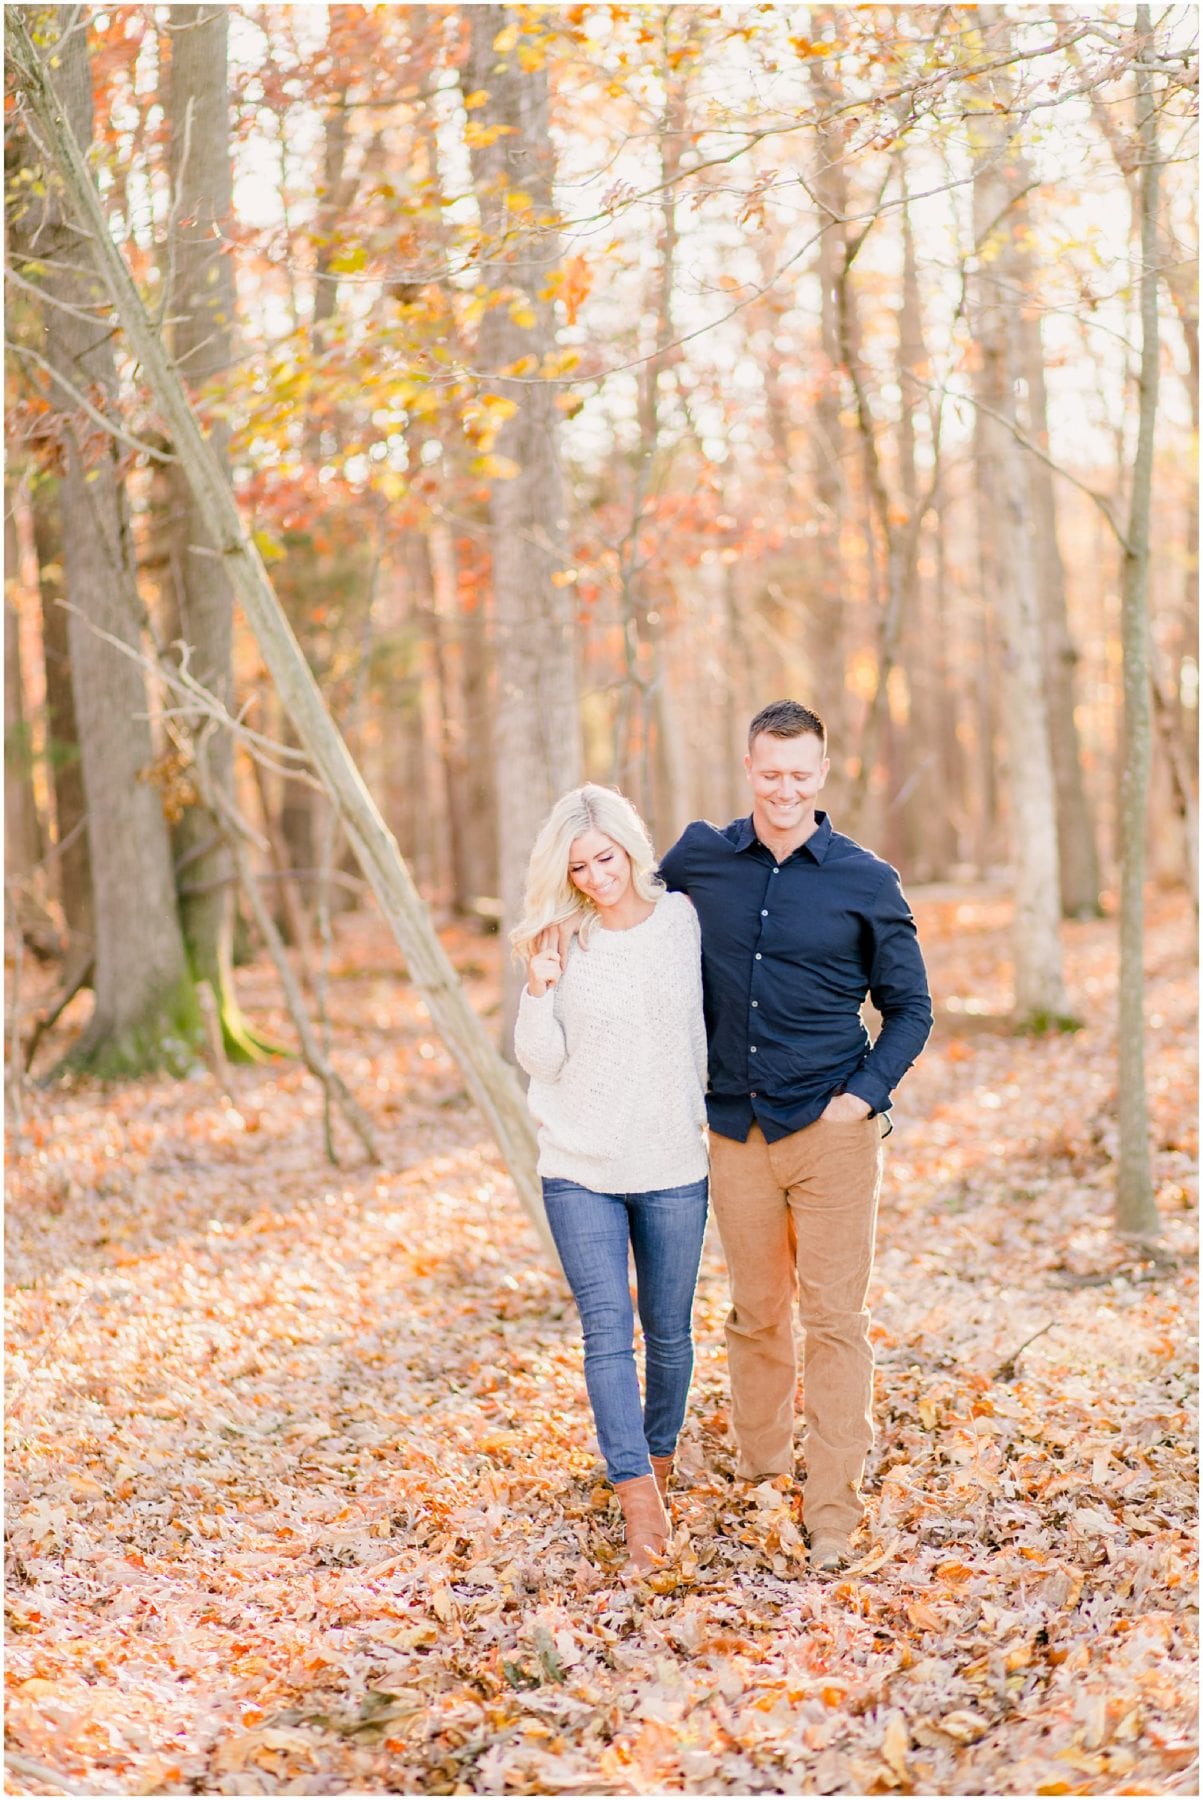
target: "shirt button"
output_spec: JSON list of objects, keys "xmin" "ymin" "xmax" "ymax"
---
[
  {"xmin": 751, "ymin": 1001, "xmax": 758, "ymax": 1008},
  {"xmin": 761, "ymin": 909, "xmax": 768, "ymax": 916},
  {"xmin": 750, "ymin": 1091, "xmax": 758, "ymax": 1098},
  {"xmin": 755, "ymin": 953, "xmax": 762, "ymax": 960},
  {"xmin": 772, "ymin": 868, "xmax": 779, "ymax": 875},
  {"xmin": 750, "ymin": 1046, "xmax": 757, "ymax": 1053}
]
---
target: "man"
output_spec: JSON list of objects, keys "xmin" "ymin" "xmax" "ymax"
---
[{"xmin": 659, "ymin": 699, "xmax": 932, "ymax": 1572}]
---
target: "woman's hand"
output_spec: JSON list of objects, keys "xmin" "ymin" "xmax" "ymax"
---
[{"xmin": 527, "ymin": 931, "xmax": 564, "ymax": 998}]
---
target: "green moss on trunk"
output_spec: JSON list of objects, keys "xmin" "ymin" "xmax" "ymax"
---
[{"xmin": 56, "ymin": 974, "xmax": 204, "ymax": 1080}]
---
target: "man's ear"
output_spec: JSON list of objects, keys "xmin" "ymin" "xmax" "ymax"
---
[{"xmin": 743, "ymin": 752, "xmax": 752, "ymax": 782}]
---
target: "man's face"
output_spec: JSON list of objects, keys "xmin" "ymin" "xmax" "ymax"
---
[{"xmin": 744, "ymin": 730, "xmax": 829, "ymax": 836}]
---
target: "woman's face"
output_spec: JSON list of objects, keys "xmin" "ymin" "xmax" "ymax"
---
[{"xmin": 568, "ymin": 829, "xmax": 633, "ymax": 913}]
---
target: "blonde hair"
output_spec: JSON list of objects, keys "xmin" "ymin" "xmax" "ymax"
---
[{"xmin": 510, "ymin": 784, "xmax": 664, "ymax": 962}]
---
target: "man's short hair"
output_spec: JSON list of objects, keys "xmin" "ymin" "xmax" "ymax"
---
[{"xmin": 747, "ymin": 699, "xmax": 827, "ymax": 752}]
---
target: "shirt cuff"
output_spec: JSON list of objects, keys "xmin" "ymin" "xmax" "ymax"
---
[{"xmin": 844, "ymin": 1072, "xmax": 892, "ymax": 1117}]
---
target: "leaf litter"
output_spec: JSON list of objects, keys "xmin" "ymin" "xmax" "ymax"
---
[{"xmin": 5, "ymin": 891, "xmax": 1197, "ymax": 1796}]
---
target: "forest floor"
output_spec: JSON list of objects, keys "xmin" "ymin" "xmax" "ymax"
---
[{"xmin": 4, "ymin": 887, "xmax": 1198, "ymax": 1799}]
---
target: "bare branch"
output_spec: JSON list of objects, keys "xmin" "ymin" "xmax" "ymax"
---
[
  {"xmin": 911, "ymin": 375, "xmax": 1129, "ymax": 550},
  {"xmin": 6, "ymin": 339, "xmax": 177, "ymax": 462}
]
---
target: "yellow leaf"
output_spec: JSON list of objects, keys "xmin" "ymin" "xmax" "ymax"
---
[
  {"xmin": 472, "ymin": 453, "xmax": 521, "ymax": 481},
  {"xmin": 508, "ymin": 299, "xmax": 537, "ymax": 328},
  {"xmin": 464, "ymin": 121, "xmax": 515, "ymax": 149},
  {"xmin": 542, "ymin": 347, "xmax": 581, "ymax": 378},
  {"xmin": 252, "ymin": 528, "xmax": 285, "ymax": 564},
  {"xmin": 881, "ymin": 1713, "xmax": 909, "ymax": 1778},
  {"xmin": 463, "ymin": 89, "xmax": 490, "ymax": 110},
  {"xmin": 374, "ymin": 470, "xmax": 407, "ymax": 502},
  {"xmin": 938, "ymin": 1710, "xmax": 989, "ymax": 1744},
  {"xmin": 328, "ymin": 244, "xmax": 367, "ymax": 274},
  {"xmin": 517, "ymin": 43, "xmax": 545, "ymax": 72},
  {"xmin": 493, "ymin": 23, "xmax": 518, "ymax": 52},
  {"xmin": 507, "ymin": 190, "xmax": 533, "ymax": 213}
]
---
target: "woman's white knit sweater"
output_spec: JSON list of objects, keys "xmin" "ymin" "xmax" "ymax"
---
[{"xmin": 513, "ymin": 890, "xmax": 709, "ymax": 1193}]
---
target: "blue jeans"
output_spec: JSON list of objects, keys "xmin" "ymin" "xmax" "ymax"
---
[{"xmin": 542, "ymin": 1176, "xmax": 709, "ymax": 1486}]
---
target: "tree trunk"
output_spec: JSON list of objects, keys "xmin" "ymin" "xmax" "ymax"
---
[
  {"xmin": 32, "ymin": 483, "xmax": 92, "ymax": 959},
  {"xmin": 12, "ymin": 6, "xmax": 199, "ymax": 1076},
  {"xmin": 1021, "ymin": 293, "xmax": 1103, "ymax": 919},
  {"xmin": 970, "ymin": 24, "xmax": 1072, "ymax": 1025},
  {"xmin": 1081, "ymin": 58, "xmax": 1198, "ymax": 433},
  {"xmin": 1115, "ymin": 8, "xmax": 1161, "ymax": 1239},
  {"xmin": 810, "ymin": 97, "xmax": 850, "ymax": 777},
  {"xmin": 890, "ymin": 172, "xmax": 944, "ymax": 877},
  {"xmin": 410, "ymin": 530, "xmax": 462, "ymax": 906},
  {"xmin": 8, "ymin": 4, "xmax": 553, "ymax": 1256},
  {"xmin": 465, "ymin": 5, "xmax": 580, "ymax": 1043},
  {"xmin": 163, "ymin": 3, "xmax": 260, "ymax": 1055},
  {"xmin": 431, "ymin": 520, "xmax": 498, "ymax": 908},
  {"xmin": 4, "ymin": 496, "xmax": 43, "ymax": 889},
  {"xmin": 931, "ymin": 507, "xmax": 968, "ymax": 868}
]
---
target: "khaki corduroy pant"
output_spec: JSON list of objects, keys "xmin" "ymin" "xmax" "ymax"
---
[{"xmin": 708, "ymin": 1117, "xmax": 883, "ymax": 1541}]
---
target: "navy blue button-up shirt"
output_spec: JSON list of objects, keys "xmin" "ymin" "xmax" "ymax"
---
[{"xmin": 659, "ymin": 811, "xmax": 932, "ymax": 1143}]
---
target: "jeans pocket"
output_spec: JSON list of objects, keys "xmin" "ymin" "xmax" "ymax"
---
[{"xmin": 541, "ymin": 1178, "xmax": 583, "ymax": 1199}]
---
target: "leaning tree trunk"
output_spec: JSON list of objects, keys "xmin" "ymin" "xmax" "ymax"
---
[
  {"xmin": 1115, "ymin": 8, "xmax": 1161, "ymax": 1240},
  {"xmin": 970, "ymin": 30, "xmax": 1072, "ymax": 1028},
  {"xmin": 7, "ymin": 5, "xmax": 554, "ymax": 1257},
  {"xmin": 11, "ymin": 6, "xmax": 199, "ymax": 1076},
  {"xmin": 163, "ymin": 3, "xmax": 264, "ymax": 1056},
  {"xmin": 465, "ymin": 4, "xmax": 581, "ymax": 1045}
]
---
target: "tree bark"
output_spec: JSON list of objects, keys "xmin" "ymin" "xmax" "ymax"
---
[
  {"xmin": 890, "ymin": 170, "xmax": 949, "ymax": 878},
  {"xmin": 12, "ymin": 6, "xmax": 199, "ymax": 1076},
  {"xmin": 809, "ymin": 88, "xmax": 851, "ymax": 777},
  {"xmin": 431, "ymin": 520, "xmax": 499, "ymax": 908},
  {"xmin": 4, "ymin": 496, "xmax": 43, "ymax": 889},
  {"xmin": 1079, "ymin": 52, "xmax": 1198, "ymax": 432},
  {"xmin": 465, "ymin": 5, "xmax": 581, "ymax": 1044},
  {"xmin": 970, "ymin": 22, "xmax": 1072, "ymax": 1025},
  {"xmin": 8, "ymin": 5, "xmax": 554, "ymax": 1255},
  {"xmin": 31, "ymin": 483, "xmax": 92, "ymax": 960},
  {"xmin": 163, "ymin": 3, "xmax": 258, "ymax": 1053},
  {"xmin": 1115, "ymin": 8, "xmax": 1161, "ymax": 1239},
  {"xmin": 1020, "ymin": 298, "xmax": 1103, "ymax": 919}
]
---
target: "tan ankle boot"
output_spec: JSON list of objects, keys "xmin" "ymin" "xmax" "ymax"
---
[
  {"xmin": 649, "ymin": 1454, "xmax": 674, "ymax": 1507},
  {"xmin": 614, "ymin": 1475, "xmax": 668, "ymax": 1572}
]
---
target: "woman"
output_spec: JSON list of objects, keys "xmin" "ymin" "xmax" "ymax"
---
[{"xmin": 512, "ymin": 784, "xmax": 708, "ymax": 1573}]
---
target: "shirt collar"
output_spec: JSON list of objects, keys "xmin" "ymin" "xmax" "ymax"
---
[{"xmin": 735, "ymin": 810, "xmax": 833, "ymax": 864}]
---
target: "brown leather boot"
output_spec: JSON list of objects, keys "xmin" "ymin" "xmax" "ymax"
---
[
  {"xmin": 649, "ymin": 1454, "xmax": 674, "ymax": 1507},
  {"xmin": 614, "ymin": 1475, "xmax": 668, "ymax": 1572}
]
